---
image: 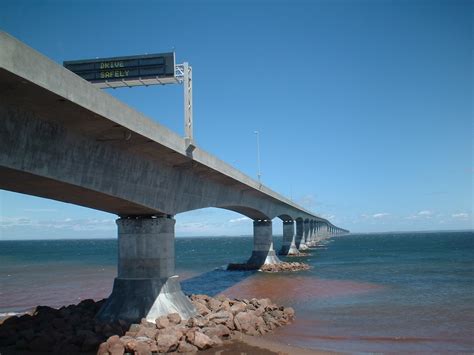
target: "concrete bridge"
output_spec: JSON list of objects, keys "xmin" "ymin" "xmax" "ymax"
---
[{"xmin": 0, "ymin": 32, "xmax": 349, "ymax": 323}]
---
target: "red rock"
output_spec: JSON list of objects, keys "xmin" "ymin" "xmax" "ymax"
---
[
  {"xmin": 234, "ymin": 312, "xmax": 258, "ymax": 334},
  {"xmin": 136, "ymin": 326, "xmax": 158, "ymax": 339},
  {"xmin": 202, "ymin": 324, "xmax": 231, "ymax": 339},
  {"xmin": 97, "ymin": 342, "xmax": 110, "ymax": 355},
  {"xmin": 185, "ymin": 329, "xmax": 196, "ymax": 343},
  {"xmin": 177, "ymin": 340, "xmax": 198, "ymax": 353},
  {"xmin": 106, "ymin": 335, "xmax": 121, "ymax": 346},
  {"xmin": 220, "ymin": 300, "xmax": 231, "ymax": 311},
  {"xmin": 168, "ymin": 312, "xmax": 182, "ymax": 325},
  {"xmin": 156, "ymin": 332, "xmax": 179, "ymax": 353},
  {"xmin": 210, "ymin": 335, "xmax": 223, "ymax": 346},
  {"xmin": 194, "ymin": 301, "xmax": 211, "ymax": 316},
  {"xmin": 230, "ymin": 302, "xmax": 246, "ymax": 315},
  {"xmin": 121, "ymin": 337, "xmax": 138, "ymax": 352},
  {"xmin": 208, "ymin": 310, "xmax": 232, "ymax": 324},
  {"xmin": 191, "ymin": 315, "xmax": 208, "ymax": 328},
  {"xmin": 140, "ymin": 318, "xmax": 155, "ymax": 328},
  {"xmin": 155, "ymin": 315, "xmax": 170, "ymax": 329},
  {"xmin": 192, "ymin": 331, "xmax": 213, "ymax": 350},
  {"xmin": 259, "ymin": 298, "xmax": 272, "ymax": 308},
  {"xmin": 207, "ymin": 298, "xmax": 221, "ymax": 312},
  {"xmin": 215, "ymin": 295, "xmax": 227, "ymax": 302},
  {"xmin": 109, "ymin": 341, "xmax": 125, "ymax": 355},
  {"xmin": 134, "ymin": 341, "xmax": 152, "ymax": 355},
  {"xmin": 283, "ymin": 307, "xmax": 295, "ymax": 319}
]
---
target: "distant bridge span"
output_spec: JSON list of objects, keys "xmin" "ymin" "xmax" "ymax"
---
[{"xmin": 0, "ymin": 32, "xmax": 348, "ymax": 322}]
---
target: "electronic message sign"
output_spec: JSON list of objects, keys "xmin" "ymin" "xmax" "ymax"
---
[{"xmin": 63, "ymin": 52, "xmax": 175, "ymax": 87}]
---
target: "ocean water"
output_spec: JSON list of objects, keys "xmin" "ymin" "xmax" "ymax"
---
[{"xmin": 0, "ymin": 231, "xmax": 473, "ymax": 352}]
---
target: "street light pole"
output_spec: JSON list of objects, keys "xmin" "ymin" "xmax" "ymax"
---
[{"xmin": 254, "ymin": 131, "xmax": 261, "ymax": 183}]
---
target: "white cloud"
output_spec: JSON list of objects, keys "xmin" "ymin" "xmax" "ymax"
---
[
  {"xmin": 452, "ymin": 212, "xmax": 469, "ymax": 220},
  {"xmin": 406, "ymin": 210, "xmax": 434, "ymax": 220},
  {"xmin": 228, "ymin": 217, "xmax": 250, "ymax": 223},
  {"xmin": 418, "ymin": 210, "xmax": 433, "ymax": 216},
  {"xmin": 372, "ymin": 213, "xmax": 390, "ymax": 219},
  {"xmin": 0, "ymin": 216, "xmax": 115, "ymax": 231}
]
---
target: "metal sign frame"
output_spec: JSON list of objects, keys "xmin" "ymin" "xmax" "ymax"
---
[{"xmin": 63, "ymin": 53, "xmax": 193, "ymax": 147}]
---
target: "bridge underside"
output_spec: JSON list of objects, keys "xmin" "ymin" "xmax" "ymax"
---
[{"xmin": 0, "ymin": 166, "xmax": 160, "ymax": 216}]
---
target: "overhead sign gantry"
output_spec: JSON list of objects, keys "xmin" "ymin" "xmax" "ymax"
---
[{"xmin": 63, "ymin": 53, "xmax": 194, "ymax": 148}]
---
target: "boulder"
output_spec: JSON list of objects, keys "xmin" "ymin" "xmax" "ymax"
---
[
  {"xmin": 97, "ymin": 342, "xmax": 109, "ymax": 355},
  {"xmin": 191, "ymin": 331, "xmax": 213, "ymax": 350},
  {"xmin": 134, "ymin": 341, "xmax": 152, "ymax": 355},
  {"xmin": 156, "ymin": 332, "xmax": 179, "ymax": 353},
  {"xmin": 284, "ymin": 307, "xmax": 295, "ymax": 319},
  {"xmin": 155, "ymin": 315, "xmax": 170, "ymax": 329},
  {"xmin": 194, "ymin": 302, "xmax": 211, "ymax": 316},
  {"xmin": 230, "ymin": 302, "xmax": 246, "ymax": 315},
  {"xmin": 177, "ymin": 340, "xmax": 198, "ymax": 353},
  {"xmin": 234, "ymin": 312, "xmax": 257, "ymax": 334},
  {"xmin": 168, "ymin": 313, "xmax": 182, "ymax": 325},
  {"xmin": 207, "ymin": 298, "xmax": 221, "ymax": 312}
]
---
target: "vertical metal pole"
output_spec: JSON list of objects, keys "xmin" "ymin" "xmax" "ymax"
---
[
  {"xmin": 183, "ymin": 62, "xmax": 193, "ymax": 143},
  {"xmin": 254, "ymin": 131, "xmax": 261, "ymax": 183}
]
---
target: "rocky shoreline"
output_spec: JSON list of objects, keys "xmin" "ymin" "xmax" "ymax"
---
[
  {"xmin": 0, "ymin": 295, "xmax": 295, "ymax": 354},
  {"xmin": 227, "ymin": 261, "xmax": 310, "ymax": 272}
]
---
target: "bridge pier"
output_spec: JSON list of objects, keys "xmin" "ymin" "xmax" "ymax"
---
[
  {"xmin": 246, "ymin": 220, "xmax": 281, "ymax": 267},
  {"xmin": 299, "ymin": 220, "xmax": 309, "ymax": 250},
  {"xmin": 278, "ymin": 220, "xmax": 299, "ymax": 255},
  {"xmin": 96, "ymin": 216, "xmax": 196, "ymax": 323}
]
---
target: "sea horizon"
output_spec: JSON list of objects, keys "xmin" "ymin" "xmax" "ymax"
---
[{"xmin": 1, "ymin": 228, "xmax": 472, "ymax": 241}]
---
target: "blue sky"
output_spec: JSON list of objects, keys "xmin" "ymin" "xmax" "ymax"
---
[{"xmin": 0, "ymin": 0, "xmax": 472, "ymax": 239}]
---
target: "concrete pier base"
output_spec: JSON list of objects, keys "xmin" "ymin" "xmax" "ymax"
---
[
  {"xmin": 246, "ymin": 220, "xmax": 281, "ymax": 266},
  {"xmin": 278, "ymin": 220, "xmax": 299, "ymax": 256},
  {"xmin": 228, "ymin": 220, "xmax": 281, "ymax": 270},
  {"xmin": 96, "ymin": 216, "xmax": 196, "ymax": 323}
]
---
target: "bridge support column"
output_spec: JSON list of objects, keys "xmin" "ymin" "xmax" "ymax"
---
[
  {"xmin": 299, "ymin": 220, "xmax": 309, "ymax": 250},
  {"xmin": 246, "ymin": 220, "xmax": 281, "ymax": 266},
  {"xmin": 307, "ymin": 221, "xmax": 315, "ymax": 247},
  {"xmin": 278, "ymin": 220, "xmax": 299, "ymax": 255},
  {"xmin": 295, "ymin": 219, "xmax": 304, "ymax": 250},
  {"xmin": 96, "ymin": 216, "xmax": 196, "ymax": 323}
]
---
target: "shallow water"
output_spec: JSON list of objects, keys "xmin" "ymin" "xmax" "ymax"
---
[{"xmin": 0, "ymin": 231, "xmax": 473, "ymax": 352}]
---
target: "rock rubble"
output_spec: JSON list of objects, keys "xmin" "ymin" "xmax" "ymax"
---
[
  {"xmin": 260, "ymin": 262, "xmax": 310, "ymax": 272},
  {"xmin": 227, "ymin": 261, "xmax": 310, "ymax": 272},
  {"xmin": 98, "ymin": 294, "xmax": 295, "ymax": 354},
  {"xmin": 0, "ymin": 295, "xmax": 295, "ymax": 354}
]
